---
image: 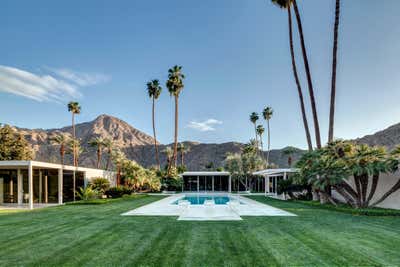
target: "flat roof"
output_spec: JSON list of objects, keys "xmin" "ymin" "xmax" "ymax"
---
[
  {"xmin": 182, "ymin": 171, "xmax": 230, "ymax": 176},
  {"xmin": 252, "ymin": 168, "xmax": 298, "ymax": 176},
  {"xmin": 0, "ymin": 160, "xmax": 113, "ymax": 173}
]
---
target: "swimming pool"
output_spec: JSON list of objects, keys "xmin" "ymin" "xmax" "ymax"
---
[{"xmin": 173, "ymin": 194, "xmax": 240, "ymax": 205}]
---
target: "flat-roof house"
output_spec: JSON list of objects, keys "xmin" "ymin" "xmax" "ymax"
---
[{"xmin": 0, "ymin": 160, "xmax": 116, "ymax": 209}]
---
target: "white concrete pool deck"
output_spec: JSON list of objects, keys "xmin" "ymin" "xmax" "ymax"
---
[{"xmin": 121, "ymin": 193, "xmax": 296, "ymax": 221}]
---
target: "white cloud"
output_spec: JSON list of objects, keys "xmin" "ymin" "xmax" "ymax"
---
[
  {"xmin": 0, "ymin": 65, "xmax": 109, "ymax": 103},
  {"xmin": 50, "ymin": 68, "xmax": 110, "ymax": 87},
  {"xmin": 187, "ymin": 118, "xmax": 223, "ymax": 132}
]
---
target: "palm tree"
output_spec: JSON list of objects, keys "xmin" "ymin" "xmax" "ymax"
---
[
  {"xmin": 166, "ymin": 65, "xmax": 185, "ymax": 167},
  {"xmin": 271, "ymin": 0, "xmax": 313, "ymax": 151},
  {"xmin": 147, "ymin": 79, "xmax": 162, "ymax": 169},
  {"xmin": 88, "ymin": 137, "xmax": 105, "ymax": 169},
  {"xmin": 67, "ymin": 101, "xmax": 81, "ymax": 202},
  {"xmin": 163, "ymin": 146, "xmax": 174, "ymax": 171},
  {"xmin": 50, "ymin": 132, "xmax": 71, "ymax": 165},
  {"xmin": 178, "ymin": 143, "xmax": 190, "ymax": 166},
  {"xmin": 282, "ymin": 146, "xmax": 297, "ymax": 167},
  {"xmin": 112, "ymin": 149, "xmax": 126, "ymax": 186},
  {"xmin": 328, "ymin": 0, "xmax": 341, "ymax": 142},
  {"xmin": 256, "ymin": 125, "xmax": 265, "ymax": 153},
  {"xmin": 291, "ymin": 0, "xmax": 322, "ymax": 148},
  {"xmin": 67, "ymin": 102, "xmax": 81, "ymax": 166},
  {"xmin": 104, "ymin": 138, "xmax": 114, "ymax": 170},
  {"xmin": 249, "ymin": 112, "xmax": 259, "ymax": 148},
  {"xmin": 262, "ymin": 107, "xmax": 273, "ymax": 165}
]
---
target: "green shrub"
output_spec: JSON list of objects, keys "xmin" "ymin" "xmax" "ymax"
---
[
  {"xmin": 76, "ymin": 186, "xmax": 99, "ymax": 201},
  {"xmin": 90, "ymin": 177, "xmax": 110, "ymax": 193},
  {"xmin": 105, "ymin": 186, "xmax": 133, "ymax": 198}
]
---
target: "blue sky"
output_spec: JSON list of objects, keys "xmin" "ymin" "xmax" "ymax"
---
[{"xmin": 1, "ymin": 0, "xmax": 400, "ymax": 149}]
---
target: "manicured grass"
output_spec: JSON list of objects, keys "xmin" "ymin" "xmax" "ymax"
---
[{"xmin": 1, "ymin": 195, "xmax": 400, "ymax": 266}]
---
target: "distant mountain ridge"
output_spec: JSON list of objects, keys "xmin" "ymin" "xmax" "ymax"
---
[{"xmin": 10, "ymin": 114, "xmax": 400, "ymax": 170}]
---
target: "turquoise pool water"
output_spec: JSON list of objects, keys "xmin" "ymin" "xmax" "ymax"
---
[{"xmin": 174, "ymin": 195, "xmax": 238, "ymax": 205}]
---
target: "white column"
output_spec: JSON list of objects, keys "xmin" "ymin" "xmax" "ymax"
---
[
  {"xmin": 266, "ymin": 175, "xmax": 270, "ymax": 194},
  {"xmin": 212, "ymin": 176, "xmax": 214, "ymax": 192},
  {"xmin": 39, "ymin": 170, "xmax": 42, "ymax": 204},
  {"xmin": 9, "ymin": 178, "xmax": 13, "ymax": 203},
  {"xmin": 228, "ymin": 175, "xmax": 231, "ymax": 193},
  {"xmin": 197, "ymin": 176, "xmax": 199, "ymax": 192},
  {"xmin": 17, "ymin": 169, "xmax": 23, "ymax": 205},
  {"xmin": 58, "ymin": 168, "xmax": 63, "ymax": 205},
  {"xmin": 28, "ymin": 162, "xmax": 33, "ymax": 210},
  {"xmin": 264, "ymin": 176, "xmax": 267, "ymax": 197},
  {"xmin": 283, "ymin": 172, "xmax": 287, "ymax": 180},
  {"xmin": 45, "ymin": 175, "xmax": 48, "ymax": 204}
]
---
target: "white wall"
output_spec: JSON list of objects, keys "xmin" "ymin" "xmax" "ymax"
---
[
  {"xmin": 83, "ymin": 169, "xmax": 116, "ymax": 187},
  {"xmin": 332, "ymin": 171, "xmax": 400, "ymax": 210}
]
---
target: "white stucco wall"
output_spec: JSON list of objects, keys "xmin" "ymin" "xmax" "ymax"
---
[
  {"xmin": 83, "ymin": 169, "xmax": 117, "ymax": 187},
  {"xmin": 332, "ymin": 171, "xmax": 400, "ymax": 210}
]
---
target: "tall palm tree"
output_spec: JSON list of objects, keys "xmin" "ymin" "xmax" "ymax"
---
[
  {"xmin": 166, "ymin": 65, "xmax": 185, "ymax": 167},
  {"xmin": 178, "ymin": 143, "xmax": 190, "ymax": 167},
  {"xmin": 271, "ymin": 0, "xmax": 313, "ymax": 151},
  {"xmin": 328, "ymin": 0, "xmax": 341, "ymax": 142},
  {"xmin": 67, "ymin": 102, "xmax": 81, "ymax": 166},
  {"xmin": 88, "ymin": 137, "xmax": 105, "ymax": 168},
  {"xmin": 147, "ymin": 79, "xmax": 162, "ymax": 169},
  {"xmin": 256, "ymin": 125, "xmax": 265, "ymax": 153},
  {"xmin": 262, "ymin": 107, "xmax": 273, "ymax": 165},
  {"xmin": 50, "ymin": 133, "xmax": 71, "ymax": 165},
  {"xmin": 249, "ymin": 112, "xmax": 259, "ymax": 148},
  {"xmin": 282, "ymin": 146, "xmax": 297, "ymax": 167},
  {"xmin": 112, "ymin": 149, "xmax": 126, "ymax": 186},
  {"xmin": 67, "ymin": 101, "xmax": 81, "ymax": 202},
  {"xmin": 163, "ymin": 146, "xmax": 174, "ymax": 171},
  {"xmin": 104, "ymin": 138, "xmax": 114, "ymax": 170},
  {"xmin": 291, "ymin": 0, "xmax": 322, "ymax": 148}
]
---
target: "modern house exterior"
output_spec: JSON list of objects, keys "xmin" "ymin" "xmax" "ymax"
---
[{"xmin": 0, "ymin": 160, "xmax": 116, "ymax": 209}]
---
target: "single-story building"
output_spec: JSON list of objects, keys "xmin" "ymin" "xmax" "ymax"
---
[
  {"xmin": 0, "ymin": 160, "xmax": 116, "ymax": 209},
  {"xmin": 181, "ymin": 171, "xmax": 231, "ymax": 192}
]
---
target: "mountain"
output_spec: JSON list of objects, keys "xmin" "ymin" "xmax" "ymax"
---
[
  {"xmin": 10, "ymin": 114, "xmax": 306, "ymax": 170},
  {"xmin": 356, "ymin": 123, "xmax": 400, "ymax": 150}
]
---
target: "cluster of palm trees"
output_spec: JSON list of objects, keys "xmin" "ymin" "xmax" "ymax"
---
[
  {"xmin": 270, "ymin": 0, "xmax": 341, "ymax": 150},
  {"xmin": 147, "ymin": 65, "xmax": 185, "ymax": 173},
  {"xmin": 249, "ymin": 107, "xmax": 273, "ymax": 165}
]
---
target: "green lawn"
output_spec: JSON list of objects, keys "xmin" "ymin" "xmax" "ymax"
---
[{"xmin": 1, "ymin": 195, "xmax": 399, "ymax": 266}]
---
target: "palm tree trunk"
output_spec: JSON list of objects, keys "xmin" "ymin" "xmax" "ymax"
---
[
  {"xmin": 72, "ymin": 113, "xmax": 76, "ymax": 202},
  {"xmin": 253, "ymin": 123, "xmax": 258, "ymax": 147},
  {"xmin": 97, "ymin": 148, "xmax": 101, "ymax": 169},
  {"xmin": 152, "ymin": 97, "xmax": 160, "ymax": 169},
  {"xmin": 173, "ymin": 95, "xmax": 179, "ymax": 167},
  {"xmin": 292, "ymin": 0, "xmax": 322, "ymax": 149},
  {"xmin": 288, "ymin": 6, "xmax": 313, "ymax": 151},
  {"xmin": 367, "ymin": 173, "xmax": 379, "ymax": 204},
  {"xmin": 328, "ymin": 0, "xmax": 340, "ymax": 142},
  {"xmin": 266, "ymin": 120, "xmax": 271, "ymax": 165},
  {"xmin": 106, "ymin": 149, "xmax": 111, "ymax": 170},
  {"xmin": 181, "ymin": 151, "xmax": 184, "ymax": 166}
]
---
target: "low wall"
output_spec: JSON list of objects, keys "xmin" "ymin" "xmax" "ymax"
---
[
  {"xmin": 332, "ymin": 171, "xmax": 400, "ymax": 210},
  {"xmin": 84, "ymin": 169, "xmax": 117, "ymax": 187}
]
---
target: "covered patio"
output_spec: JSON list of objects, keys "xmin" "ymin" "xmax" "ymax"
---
[
  {"xmin": 0, "ymin": 160, "xmax": 116, "ymax": 209},
  {"xmin": 252, "ymin": 168, "xmax": 298, "ymax": 196}
]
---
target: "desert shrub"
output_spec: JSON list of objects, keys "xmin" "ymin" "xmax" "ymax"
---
[
  {"xmin": 76, "ymin": 186, "xmax": 99, "ymax": 201},
  {"xmin": 105, "ymin": 186, "xmax": 133, "ymax": 198},
  {"xmin": 90, "ymin": 177, "xmax": 110, "ymax": 193},
  {"xmin": 161, "ymin": 177, "xmax": 182, "ymax": 191}
]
